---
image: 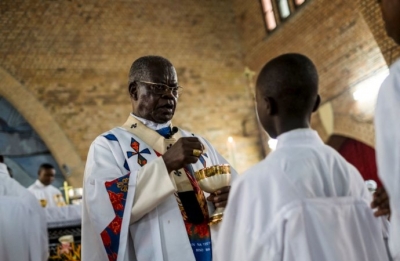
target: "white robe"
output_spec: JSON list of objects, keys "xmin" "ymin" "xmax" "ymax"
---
[
  {"xmin": 375, "ymin": 59, "xmax": 400, "ymax": 261},
  {"xmin": 28, "ymin": 179, "xmax": 65, "ymax": 208},
  {"xmin": 0, "ymin": 163, "xmax": 48, "ymax": 261},
  {"xmin": 82, "ymin": 115, "xmax": 237, "ymax": 261},
  {"xmin": 216, "ymin": 129, "xmax": 388, "ymax": 261}
]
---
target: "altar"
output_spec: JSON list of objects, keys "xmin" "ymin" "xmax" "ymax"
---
[
  {"xmin": 46, "ymin": 205, "xmax": 82, "ymax": 260},
  {"xmin": 46, "ymin": 186, "xmax": 83, "ymax": 260}
]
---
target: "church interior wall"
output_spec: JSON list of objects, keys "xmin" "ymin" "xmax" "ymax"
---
[
  {"xmin": 0, "ymin": 0, "xmax": 264, "ymax": 181},
  {"xmin": 231, "ymin": 0, "xmax": 390, "ymax": 147},
  {"xmin": 358, "ymin": 0, "xmax": 400, "ymax": 65},
  {"xmin": 1, "ymin": 0, "xmax": 397, "ymax": 183}
]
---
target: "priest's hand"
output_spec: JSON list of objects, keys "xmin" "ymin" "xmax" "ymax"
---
[
  {"xmin": 371, "ymin": 186, "xmax": 391, "ymax": 218},
  {"xmin": 207, "ymin": 186, "xmax": 231, "ymax": 208},
  {"xmin": 162, "ymin": 137, "xmax": 204, "ymax": 173}
]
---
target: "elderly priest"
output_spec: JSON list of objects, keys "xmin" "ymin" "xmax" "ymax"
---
[{"xmin": 82, "ymin": 56, "xmax": 236, "ymax": 261}]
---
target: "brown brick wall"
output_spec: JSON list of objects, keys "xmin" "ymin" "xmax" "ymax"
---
[
  {"xmin": 1, "ymin": 0, "xmax": 396, "ymax": 181},
  {"xmin": 0, "ymin": 0, "xmax": 262, "ymax": 176},
  {"xmin": 232, "ymin": 0, "xmax": 388, "ymax": 146},
  {"xmin": 359, "ymin": 0, "xmax": 400, "ymax": 65}
]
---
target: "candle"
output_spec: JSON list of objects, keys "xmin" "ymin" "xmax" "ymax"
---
[{"xmin": 227, "ymin": 136, "xmax": 237, "ymax": 168}]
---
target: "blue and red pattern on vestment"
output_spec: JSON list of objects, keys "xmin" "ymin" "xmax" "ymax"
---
[
  {"xmin": 100, "ymin": 174, "xmax": 130, "ymax": 261},
  {"xmin": 127, "ymin": 138, "xmax": 151, "ymax": 167},
  {"xmin": 154, "ymin": 150, "xmax": 212, "ymax": 261}
]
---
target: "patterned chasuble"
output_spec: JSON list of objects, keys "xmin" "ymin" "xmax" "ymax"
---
[
  {"xmin": 99, "ymin": 130, "xmax": 212, "ymax": 261},
  {"xmin": 176, "ymin": 166, "xmax": 212, "ymax": 261},
  {"xmin": 156, "ymin": 127, "xmax": 212, "ymax": 261}
]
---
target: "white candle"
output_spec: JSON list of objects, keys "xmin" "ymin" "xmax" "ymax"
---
[{"xmin": 227, "ymin": 136, "xmax": 237, "ymax": 168}]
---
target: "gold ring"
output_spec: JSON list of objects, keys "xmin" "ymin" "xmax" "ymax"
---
[{"xmin": 193, "ymin": 149, "xmax": 202, "ymax": 157}]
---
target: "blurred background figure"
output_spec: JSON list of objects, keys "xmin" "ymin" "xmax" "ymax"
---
[
  {"xmin": 0, "ymin": 155, "xmax": 48, "ymax": 261},
  {"xmin": 28, "ymin": 163, "xmax": 65, "ymax": 207}
]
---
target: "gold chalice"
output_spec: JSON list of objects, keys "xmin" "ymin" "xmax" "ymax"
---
[{"xmin": 195, "ymin": 164, "xmax": 231, "ymax": 225}]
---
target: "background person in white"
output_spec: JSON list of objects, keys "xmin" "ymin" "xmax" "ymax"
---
[
  {"xmin": 28, "ymin": 163, "xmax": 65, "ymax": 207},
  {"xmin": 216, "ymin": 54, "xmax": 388, "ymax": 261},
  {"xmin": 0, "ymin": 155, "xmax": 48, "ymax": 261},
  {"xmin": 374, "ymin": 0, "xmax": 400, "ymax": 260}
]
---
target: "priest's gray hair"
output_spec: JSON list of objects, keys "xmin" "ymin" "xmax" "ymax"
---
[{"xmin": 128, "ymin": 55, "xmax": 173, "ymax": 85}]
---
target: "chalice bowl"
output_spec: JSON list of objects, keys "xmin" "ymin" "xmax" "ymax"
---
[{"xmin": 195, "ymin": 164, "xmax": 231, "ymax": 225}]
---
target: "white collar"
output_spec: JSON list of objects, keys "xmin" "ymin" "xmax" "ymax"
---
[
  {"xmin": 0, "ymin": 163, "xmax": 9, "ymax": 178},
  {"xmin": 276, "ymin": 128, "xmax": 323, "ymax": 150},
  {"xmin": 130, "ymin": 113, "xmax": 171, "ymax": 131},
  {"xmin": 35, "ymin": 179, "xmax": 47, "ymax": 188}
]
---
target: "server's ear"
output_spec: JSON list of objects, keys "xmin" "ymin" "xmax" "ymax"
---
[
  {"xmin": 265, "ymin": 96, "xmax": 278, "ymax": 116},
  {"xmin": 312, "ymin": 95, "xmax": 321, "ymax": 112}
]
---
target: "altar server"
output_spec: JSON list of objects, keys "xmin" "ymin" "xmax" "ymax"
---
[
  {"xmin": 374, "ymin": 0, "xmax": 400, "ymax": 260},
  {"xmin": 82, "ymin": 56, "xmax": 236, "ymax": 261},
  {"xmin": 28, "ymin": 163, "xmax": 65, "ymax": 207},
  {"xmin": 216, "ymin": 54, "xmax": 389, "ymax": 261},
  {"xmin": 0, "ymin": 156, "xmax": 48, "ymax": 261}
]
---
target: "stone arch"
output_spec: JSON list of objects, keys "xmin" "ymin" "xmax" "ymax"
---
[
  {"xmin": 0, "ymin": 67, "xmax": 84, "ymax": 187},
  {"xmin": 333, "ymin": 114, "xmax": 375, "ymax": 148},
  {"xmin": 316, "ymin": 102, "xmax": 375, "ymax": 148}
]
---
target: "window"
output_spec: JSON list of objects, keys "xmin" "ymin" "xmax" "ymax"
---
[
  {"xmin": 278, "ymin": 0, "xmax": 291, "ymax": 19},
  {"xmin": 260, "ymin": 0, "xmax": 307, "ymax": 34},
  {"xmin": 261, "ymin": 0, "xmax": 277, "ymax": 31},
  {"xmin": 294, "ymin": 0, "xmax": 305, "ymax": 5}
]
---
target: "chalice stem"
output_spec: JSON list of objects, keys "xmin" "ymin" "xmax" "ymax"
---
[
  {"xmin": 209, "ymin": 207, "xmax": 225, "ymax": 225},
  {"xmin": 214, "ymin": 207, "xmax": 224, "ymax": 216}
]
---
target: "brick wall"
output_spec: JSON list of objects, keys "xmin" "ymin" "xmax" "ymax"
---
[
  {"xmin": 1, "ymin": 0, "xmax": 396, "ymax": 182},
  {"xmin": 359, "ymin": 0, "xmax": 400, "ymax": 65},
  {"xmin": 232, "ymin": 0, "xmax": 388, "ymax": 146},
  {"xmin": 0, "ymin": 0, "xmax": 262, "ymax": 178}
]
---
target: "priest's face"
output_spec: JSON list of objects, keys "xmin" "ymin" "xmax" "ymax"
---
[
  {"xmin": 39, "ymin": 168, "xmax": 55, "ymax": 186},
  {"xmin": 130, "ymin": 64, "xmax": 178, "ymax": 123},
  {"xmin": 380, "ymin": 0, "xmax": 400, "ymax": 45}
]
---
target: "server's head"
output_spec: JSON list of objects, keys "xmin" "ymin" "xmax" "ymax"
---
[
  {"xmin": 128, "ymin": 56, "xmax": 181, "ymax": 123},
  {"xmin": 38, "ymin": 163, "xmax": 56, "ymax": 186},
  {"xmin": 255, "ymin": 53, "xmax": 320, "ymax": 139},
  {"xmin": 378, "ymin": 0, "xmax": 400, "ymax": 45}
]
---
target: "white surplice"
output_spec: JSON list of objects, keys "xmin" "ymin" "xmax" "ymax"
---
[
  {"xmin": 82, "ymin": 115, "xmax": 237, "ymax": 261},
  {"xmin": 28, "ymin": 179, "xmax": 65, "ymax": 207},
  {"xmin": 375, "ymin": 59, "xmax": 400, "ymax": 261},
  {"xmin": 0, "ymin": 163, "xmax": 48, "ymax": 261},
  {"xmin": 216, "ymin": 129, "xmax": 389, "ymax": 261}
]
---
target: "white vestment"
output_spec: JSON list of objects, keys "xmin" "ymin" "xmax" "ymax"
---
[
  {"xmin": 216, "ymin": 129, "xmax": 389, "ymax": 261},
  {"xmin": 82, "ymin": 115, "xmax": 237, "ymax": 261},
  {"xmin": 375, "ymin": 59, "xmax": 400, "ymax": 261},
  {"xmin": 28, "ymin": 179, "xmax": 65, "ymax": 207},
  {"xmin": 0, "ymin": 163, "xmax": 48, "ymax": 261}
]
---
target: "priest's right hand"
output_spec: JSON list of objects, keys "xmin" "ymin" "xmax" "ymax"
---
[
  {"xmin": 371, "ymin": 186, "xmax": 391, "ymax": 219},
  {"xmin": 162, "ymin": 137, "xmax": 204, "ymax": 173}
]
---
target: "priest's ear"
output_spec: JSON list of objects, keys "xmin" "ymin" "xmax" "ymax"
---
[{"xmin": 129, "ymin": 82, "xmax": 139, "ymax": 100}]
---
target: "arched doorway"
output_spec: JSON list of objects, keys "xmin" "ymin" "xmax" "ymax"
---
[
  {"xmin": 0, "ymin": 67, "xmax": 84, "ymax": 187},
  {"xmin": 0, "ymin": 96, "xmax": 65, "ymax": 188},
  {"xmin": 327, "ymin": 135, "xmax": 382, "ymax": 187}
]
